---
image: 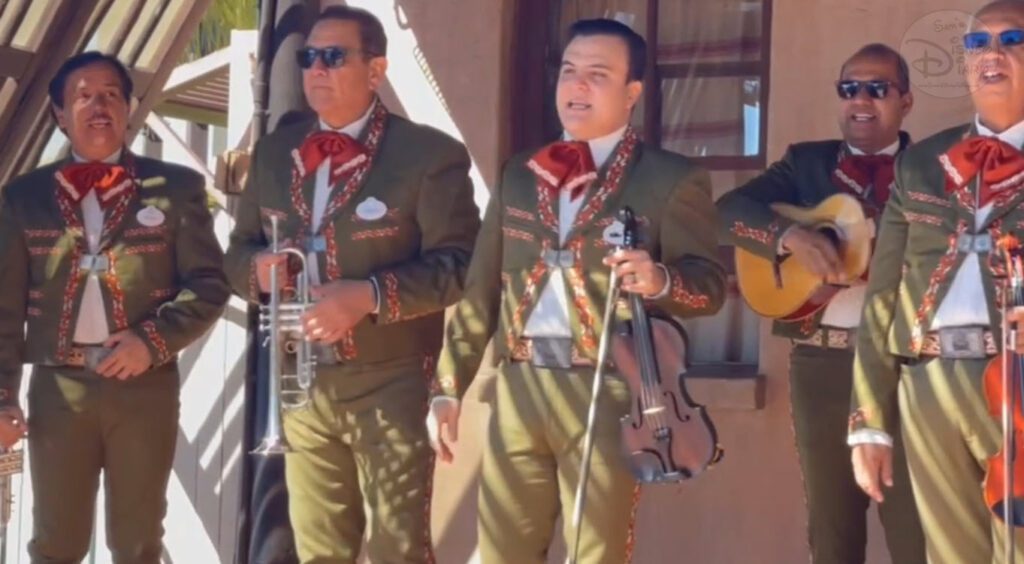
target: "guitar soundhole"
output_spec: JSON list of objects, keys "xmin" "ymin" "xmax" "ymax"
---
[{"xmin": 817, "ymin": 225, "xmax": 841, "ymax": 249}]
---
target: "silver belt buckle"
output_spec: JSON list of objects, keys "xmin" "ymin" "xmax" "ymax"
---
[
  {"xmin": 542, "ymin": 249, "xmax": 574, "ymax": 269},
  {"xmin": 82, "ymin": 346, "xmax": 113, "ymax": 370},
  {"xmin": 307, "ymin": 236, "xmax": 327, "ymax": 253},
  {"xmin": 530, "ymin": 337, "xmax": 573, "ymax": 369},
  {"xmin": 938, "ymin": 326, "xmax": 987, "ymax": 359},
  {"xmin": 79, "ymin": 254, "xmax": 109, "ymax": 273},
  {"xmin": 956, "ymin": 233, "xmax": 992, "ymax": 254}
]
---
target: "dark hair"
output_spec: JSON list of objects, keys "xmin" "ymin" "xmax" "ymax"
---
[
  {"xmin": 840, "ymin": 43, "xmax": 911, "ymax": 94},
  {"xmin": 566, "ymin": 18, "xmax": 647, "ymax": 83},
  {"xmin": 313, "ymin": 6, "xmax": 387, "ymax": 58},
  {"xmin": 48, "ymin": 51, "xmax": 133, "ymax": 109}
]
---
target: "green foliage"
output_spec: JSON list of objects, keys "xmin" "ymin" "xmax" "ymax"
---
[{"xmin": 183, "ymin": 0, "xmax": 258, "ymax": 62}]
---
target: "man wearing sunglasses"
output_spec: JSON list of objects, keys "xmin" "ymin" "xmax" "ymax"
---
[
  {"xmin": 224, "ymin": 6, "xmax": 480, "ymax": 563},
  {"xmin": 718, "ymin": 43, "xmax": 925, "ymax": 564},
  {"xmin": 850, "ymin": 1, "xmax": 1024, "ymax": 561}
]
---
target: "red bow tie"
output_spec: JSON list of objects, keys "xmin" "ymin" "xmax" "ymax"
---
[
  {"xmin": 942, "ymin": 136, "xmax": 1024, "ymax": 208},
  {"xmin": 57, "ymin": 162, "xmax": 130, "ymax": 207},
  {"xmin": 835, "ymin": 154, "xmax": 895, "ymax": 209},
  {"xmin": 297, "ymin": 131, "xmax": 367, "ymax": 178},
  {"xmin": 527, "ymin": 141, "xmax": 597, "ymax": 201}
]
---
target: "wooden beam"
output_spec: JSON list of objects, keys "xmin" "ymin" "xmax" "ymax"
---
[
  {"xmin": 0, "ymin": 45, "xmax": 32, "ymax": 79},
  {"xmin": 657, "ymin": 61, "xmax": 764, "ymax": 80},
  {"xmin": 127, "ymin": 0, "xmax": 215, "ymax": 141},
  {"xmin": 154, "ymin": 101, "xmax": 228, "ymax": 128},
  {"xmin": 145, "ymin": 112, "xmax": 227, "ymax": 210},
  {"xmin": 0, "ymin": 0, "xmax": 106, "ymax": 186},
  {"xmin": 644, "ymin": 0, "xmax": 661, "ymax": 147}
]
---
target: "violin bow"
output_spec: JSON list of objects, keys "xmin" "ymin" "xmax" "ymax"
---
[
  {"xmin": 999, "ymin": 233, "xmax": 1021, "ymax": 564},
  {"xmin": 569, "ymin": 209, "xmax": 631, "ymax": 564}
]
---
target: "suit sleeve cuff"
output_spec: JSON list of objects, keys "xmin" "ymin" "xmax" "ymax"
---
[
  {"xmin": 645, "ymin": 264, "xmax": 671, "ymax": 300},
  {"xmin": 847, "ymin": 429, "xmax": 894, "ymax": 447},
  {"xmin": 369, "ymin": 276, "xmax": 381, "ymax": 315}
]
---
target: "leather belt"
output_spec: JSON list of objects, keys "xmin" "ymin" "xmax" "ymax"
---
[
  {"xmin": 920, "ymin": 326, "xmax": 997, "ymax": 359},
  {"xmin": 510, "ymin": 337, "xmax": 594, "ymax": 369},
  {"xmin": 793, "ymin": 327, "xmax": 857, "ymax": 350}
]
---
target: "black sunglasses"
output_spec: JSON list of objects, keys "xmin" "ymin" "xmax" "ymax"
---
[
  {"xmin": 836, "ymin": 80, "xmax": 897, "ymax": 100},
  {"xmin": 296, "ymin": 46, "xmax": 371, "ymax": 69},
  {"xmin": 964, "ymin": 29, "xmax": 1024, "ymax": 50}
]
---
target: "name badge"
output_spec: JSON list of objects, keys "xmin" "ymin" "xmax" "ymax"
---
[
  {"xmin": 603, "ymin": 220, "xmax": 625, "ymax": 246},
  {"xmin": 355, "ymin": 197, "xmax": 387, "ymax": 221},
  {"xmin": 136, "ymin": 205, "xmax": 165, "ymax": 227}
]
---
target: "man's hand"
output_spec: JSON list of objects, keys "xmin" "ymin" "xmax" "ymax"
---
[
  {"xmin": 254, "ymin": 242, "xmax": 293, "ymax": 293},
  {"xmin": 0, "ymin": 406, "xmax": 26, "ymax": 449},
  {"xmin": 96, "ymin": 330, "xmax": 154, "ymax": 380},
  {"xmin": 852, "ymin": 443, "xmax": 894, "ymax": 503},
  {"xmin": 780, "ymin": 226, "xmax": 844, "ymax": 282},
  {"xmin": 602, "ymin": 249, "xmax": 667, "ymax": 296},
  {"xmin": 302, "ymin": 280, "xmax": 376, "ymax": 344},
  {"xmin": 426, "ymin": 397, "xmax": 461, "ymax": 463}
]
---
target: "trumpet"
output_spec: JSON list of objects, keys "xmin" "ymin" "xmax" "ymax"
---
[{"xmin": 253, "ymin": 215, "xmax": 317, "ymax": 456}]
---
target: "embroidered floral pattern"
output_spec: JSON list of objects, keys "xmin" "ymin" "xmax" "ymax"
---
[
  {"xmin": 666, "ymin": 267, "xmax": 712, "ymax": 310},
  {"xmin": 501, "ymin": 227, "xmax": 534, "ymax": 243},
  {"xmin": 54, "ymin": 194, "xmax": 84, "ymax": 362},
  {"xmin": 103, "ymin": 252, "xmax": 129, "ymax": 330},
  {"xmin": 910, "ymin": 220, "xmax": 968, "ymax": 352},
  {"xmin": 730, "ymin": 221, "xmax": 774, "ymax": 245},
  {"xmin": 141, "ymin": 320, "xmax": 171, "ymax": 364},
  {"xmin": 535, "ymin": 181, "xmax": 559, "ymax": 234},
  {"xmin": 122, "ymin": 243, "xmax": 168, "ymax": 255},
  {"xmin": 24, "ymin": 229, "xmax": 62, "ymax": 238},
  {"xmin": 625, "ymin": 483, "xmax": 642, "ymax": 564},
  {"xmin": 151, "ymin": 288, "xmax": 177, "ymax": 300},
  {"xmin": 504, "ymin": 207, "xmax": 535, "ymax": 222},
  {"xmin": 505, "ymin": 241, "xmax": 551, "ymax": 350},
  {"xmin": 351, "ymin": 227, "xmax": 400, "ymax": 241},
  {"xmin": 28, "ymin": 246, "xmax": 58, "ymax": 256},
  {"xmin": 906, "ymin": 191, "xmax": 953, "ymax": 208},
  {"xmin": 383, "ymin": 272, "xmax": 401, "ymax": 323},
  {"xmin": 571, "ymin": 129, "xmax": 639, "ymax": 232},
  {"xmin": 565, "ymin": 240, "xmax": 598, "ymax": 353},
  {"xmin": 124, "ymin": 226, "xmax": 167, "ymax": 238},
  {"xmin": 905, "ymin": 212, "xmax": 943, "ymax": 226}
]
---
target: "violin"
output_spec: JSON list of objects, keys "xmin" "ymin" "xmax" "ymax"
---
[
  {"xmin": 984, "ymin": 234, "xmax": 1024, "ymax": 552},
  {"xmin": 611, "ymin": 207, "xmax": 722, "ymax": 482}
]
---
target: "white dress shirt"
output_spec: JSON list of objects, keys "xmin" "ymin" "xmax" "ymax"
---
[
  {"xmin": 307, "ymin": 105, "xmax": 374, "ymax": 286},
  {"xmin": 523, "ymin": 126, "xmax": 628, "ymax": 337},
  {"xmin": 71, "ymin": 149, "xmax": 122, "ymax": 345},
  {"xmin": 849, "ymin": 117, "xmax": 1024, "ymax": 447},
  {"xmin": 819, "ymin": 139, "xmax": 900, "ymax": 329}
]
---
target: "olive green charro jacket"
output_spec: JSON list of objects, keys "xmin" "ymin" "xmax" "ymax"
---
[
  {"xmin": 0, "ymin": 155, "xmax": 230, "ymax": 406},
  {"xmin": 436, "ymin": 135, "xmax": 727, "ymax": 399},
  {"xmin": 223, "ymin": 110, "xmax": 481, "ymax": 368},
  {"xmin": 851, "ymin": 124, "xmax": 1021, "ymax": 435}
]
